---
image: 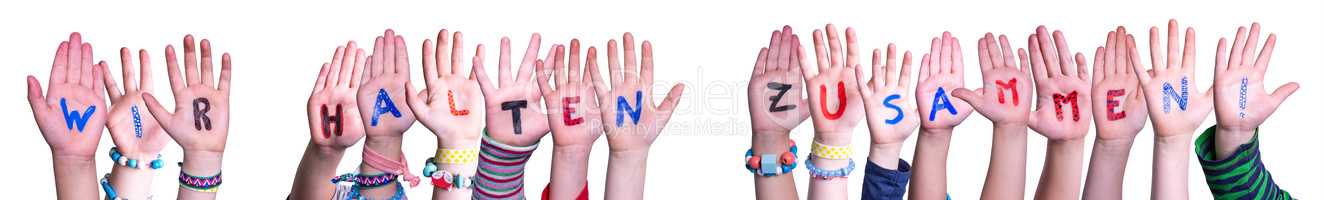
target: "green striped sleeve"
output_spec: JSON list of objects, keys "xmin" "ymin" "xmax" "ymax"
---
[{"xmin": 1195, "ymin": 126, "xmax": 1294, "ymax": 200}]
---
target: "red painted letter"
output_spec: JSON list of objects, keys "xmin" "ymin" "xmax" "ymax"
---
[
  {"xmin": 995, "ymin": 78, "xmax": 1019, "ymax": 105},
  {"xmin": 819, "ymin": 81, "xmax": 847, "ymax": 120},
  {"xmin": 562, "ymin": 96, "xmax": 584, "ymax": 125},
  {"xmin": 1052, "ymin": 91, "xmax": 1080, "ymax": 121},
  {"xmin": 1106, "ymin": 89, "xmax": 1126, "ymax": 121},
  {"xmin": 447, "ymin": 90, "xmax": 470, "ymax": 116}
]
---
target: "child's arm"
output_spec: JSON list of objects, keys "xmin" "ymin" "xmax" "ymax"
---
[
  {"xmin": 140, "ymin": 34, "xmax": 234, "ymax": 200},
  {"xmin": 596, "ymin": 33, "xmax": 686, "ymax": 200},
  {"xmin": 402, "ymin": 29, "xmax": 486, "ymax": 200},
  {"xmin": 1199, "ymin": 22, "xmax": 1298, "ymax": 199},
  {"xmin": 28, "ymin": 32, "xmax": 107, "ymax": 200},
  {"xmin": 102, "ymin": 47, "xmax": 173, "ymax": 199},
  {"xmin": 1127, "ymin": 20, "xmax": 1215, "ymax": 200},
  {"xmin": 801, "ymin": 24, "xmax": 866, "ymax": 200},
  {"xmin": 747, "ymin": 25, "xmax": 808, "ymax": 199},
  {"xmin": 1082, "ymin": 27, "xmax": 1149, "ymax": 200},
  {"xmin": 951, "ymin": 33, "xmax": 1034, "ymax": 199},
  {"xmin": 536, "ymin": 39, "xmax": 603, "ymax": 199},
  {"xmin": 1024, "ymin": 26, "xmax": 1093, "ymax": 200},
  {"xmin": 855, "ymin": 43, "xmax": 920, "ymax": 200},
  {"xmin": 290, "ymin": 41, "xmax": 366, "ymax": 199},
  {"xmin": 909, "ymin": 32, "xmax": 974, "ymax": 200},
  {"xmin": 473, "ymin": 34, "xmax": 550, "ymax": 199}
]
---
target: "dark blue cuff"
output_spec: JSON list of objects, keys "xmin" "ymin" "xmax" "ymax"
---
[{"xmin": 862, "ymin": 159, "xmax": 911, "ymax": 200}]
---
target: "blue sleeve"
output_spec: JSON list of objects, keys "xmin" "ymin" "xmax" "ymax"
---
[{"xmin": 861, "ymin": 159, "xmax": 911, "ymax": 200}]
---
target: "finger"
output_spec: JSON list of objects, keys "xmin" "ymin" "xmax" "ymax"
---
[
  {"xmin": 999, "ymin": 35, "xmax": 1015, "ymax": 69},
  {"xmin": 952, "ymin": 88, "xmax": 985, "ymax": 109},
  {"xmin": 314, "ymin": 63, "xmax": 330, "ymax": 92},
  {"xmin": 79, "ymin": 43, "xmax": 94, "ymax": 87},
  {"xmin": 1229, "ymin": 26, "xmax": 1248, "ymax": 70},
  {"xmin": 554, "ymin": 44, "xmax": 568, "ymax": 86},
  {"xmin": 27, "ymin": 76, "xmax": 48, "ymax": 111},
  {"xmin": 373, "ymin": 36, "xmax": 386, "ymax": 77},
  {"xmin": 1029, "ymin": 35, "xmax": 1049, "ymax": 81},
  {"xmin": 1148, "ymin": 26, "xmax": 1167, "ymax": 71},
  {"xmin": 978, "ymin": 36, "xmax": 993, "ymax": 72},
  {"xmin": 350, "ymin": 49, "xmax": 366, "ymax": 88},
  {"xmin": 474, "ymin": 44, "xmax": 496, "ymax": 94},
  {"xmin": 1093, "ymin": 47, "xmax": 1105, "ymax": 84},
  {"xmin": 790, "ymin": 35, "xmax": 812, "ymax": 78},
  {"xmin": 119, "ymin": 48, "xmax": 137, "ymax": 92},
  {"xmin": 1215, "ymin": 38, "xmax": 1229, "ymax": 73},
  {"xmin": 608, "ymin": 40, "xmax": 622, "ymax": 86},
  {"xmin": 1242, "ymin": 23, "xmax": 1261, "ymax": 67},
  {"xmin": 339, "ymin": 41, "xmax": 359, "ymax": 87},
  {"xmin": 1075, "ymin": 53, "xmax": 1089, "ymax": 81},
  {"xmin": 516, "ymin": 33, "xmax": 541, "ymax": 83},
  {"xmin": 826, "ymin": 24, "xmax": 843, "ymax": 69},
  {"xmin": 884, "ymin": 45, "xmax": 898, "ymax": 87},
  {"xmin": 201, "ymin": 39, "xmax": 215, "ymax": 87},
  {"xmin": 67, "ymin": 33, "xmax": 82, "ymax": 84},
  {"xmin": 101, "ymin": 63, "xmax": 122, "ymax": 100},
  {"xmin": 641, "ymin": 41, "xmax": 655, "ymax": 85},
  {"xmin": 927, "ymin": 36, "xmax": 941, "ymax": 77},
  {"xmin": 587, "ymin": 47, "xmax": 608, "ymax": 94},
  {"xmin": 765, "ymin": 30, "xmax": 781, "ymax": 74},
  {"xmin": 589, "ymin": 55, "xmax": 612, "ymax": 106},
  {"xmin": 1127, "ymin": 36, "xmax": 1152, "ymax": 84},
  {"xmin": 383, "ymin": 30, "xmax": 397, "ymax": 75},
  {"xmin": 813, "ymin": 29, "xmax": 829, "ymax": 73},
  {"xmin": 1035, "ymin": 26, "xmax": 1061, "ymax": 77},
  {"xmin": 568, "ymin": 39, "xmax": 583, "ymax": 84},
  {"xmin": 854, "ymin": 61, "xmax": 872, "ymax": 95},
  {"xmin": 139, "ymin": 49, "xmax": 154, "ymax": 92},
  {"xmin": 778, "ymin": 26, "xmax": 794, "ymax": 71},
  {"xmin": 92, "ymin": 61, "xmax": 106, "ymax": 99},
  {"xmin": 623, "ymin": 33, "xmax": 638, "ymax": 83},
  {"xmin": 50, "ymin": 41, "xmax": 69, "ymax": 85},
  {"xmin": 753, "ymin": 48, "xmax": 768, "ymax": 76},
  {"xmin": 1254, "ymin": 34, "xmax": 1276, "ymax": 73},
  {"xmin": 165, "ymin": 45, "xmax": 184, "ymax": 96},
  {"xmin": 184, "ymin": 35, "xmax": 199, "ymax": 86},
  {"xmin": 1105, "ymin": 31, "xmax": 1117, "ymax": 79},
  {"xmin": 656, "ymin": 83, "xmax": 686, "ymax": 112},
  {"xmin": 535, "ymin": 60, "xmax": 553, "ymax": 96},
  {"xmin": 329, "ymin": 46, "xmax": 346, "ymax": 86},
  {"xmin": 395, "ymin": 36, "xmax": 410, "ymax": 76},
  {"xmin": 845, "ymin": 27, "xmax": 859, "ymax": 69},
  {"xmin": 219, "ymin": 53, "xmax": 232, "ymax": 93},
  {"xmin": 1166, "ymin": 20, "xmax": 1181, "ymax": 71},
  {"xmin": 1181, "ymin": 27, "xmax": 1197, "ymax": 73},
  {"xmin": 498, "ymin": 37, "xmax": 513, "ymax": 87},
  {"xmin": 140, "ymin": 93, "xmax": 174, "ymax": 128},
  {"xmin": 951, "ymin": 35, "xmax": 965, "ymax": 77},
  {"xmin": 918, "ymin": 54, "xmax": 931, "ymax": 81},
  {"xmin": 403, "ymin": 83, "xmax": 428, "ymax": 116},
  {"xmin": 584, "ymin": 46, "xmax": 598, "ymax": 83},
  {"xmin": 436, "ymin": 29, "xmax": 451, "ymax": 78},
  {"xmin": 422, "ymin": 39, "xmax": 436, "ymax": 86},
  {"xmin": 1112, "ymin": 27, "xmax": 1126, "ymax": 76},
  {"xmin": 451, "ymin": 32, "xmax": 467, "ymax": 77},
  {"xmin": 1053, "ymin": 30, "xmax": 1075, "ymax": 77},
  {"xmin": 899, "ymin": 51, "xmax": 914, "ymax": 89},
  {"xmin": 1017, "ymin": 48, "xmax": 1031, "ymax": 78}
]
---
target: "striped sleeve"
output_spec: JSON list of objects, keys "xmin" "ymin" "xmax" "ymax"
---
[{"xmin": 1195, "ymin": 126, "xmax": 1293, "ymax": 200}]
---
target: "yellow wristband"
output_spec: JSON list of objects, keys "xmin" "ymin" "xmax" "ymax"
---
[
  {"xmin": 434, "ymin": 148, "xmax": 479, "ymax": 164},
  {"xmin": 811, "ymin": 141, "xmax": 852, "ymax": 160}
]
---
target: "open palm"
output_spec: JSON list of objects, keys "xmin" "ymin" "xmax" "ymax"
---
[
  {"xmin": 27, "ymin": 33, "xmax": 107, "ymax": 158},
  {"xmin": 309, "ymin": 41, "xmax": 367, "ymax": 149},
  {"xmin": 855, "ymin": 44, "xmax": 919, "ymax": 144},
  {"xmin": 142, "ymin": 35, "xmax": 232, "ymax": 154},
  {"xmin": 1211, "ymin": 23, "xmax": 1298, "ymax": 137},
  {"xmin": 104, "ymin": 48, "xmax": 168, "ymax": 158},
  {"xmin": 1090, "ymin": 27, "xmax": 1148, "ymax": 140},
  {"xmin": 592, "ymin": 33, "xmax": 685, "ymax": 152},
  {"xmin": 357, "ymin": 30, "xmax": 417, "ymax": 139},
  {"xmin": 916, "ymin": 32, "xmax": 973, "ymax": 130},
  {"xmin": 801, "ymin": 24, "xmax": 864, "ymax": 143},
  {"xmin": 750, "ymin": 26, "xmax": 809, "ymax": 134},
  {"xmin": 407, "ymin": 29, "xmax": 486, "ymax": 146},
  {"xmin": 540, "ymin": 41, "xmax": 605, "ymax": 147},
  {"xmin": 1026, "ymin": 26, "xmax": 1092, "ymax": 140},
  {"xmin": 478, "ymin": 34, "xmax": 550, "ymax": 146},
  {"xmin": 954, "ymin": 33, "xmax": 1032, "ymax": 126},
  {"xmin": 1131, "ymin": 20, "xmax": 1213, "ymax": 135}
]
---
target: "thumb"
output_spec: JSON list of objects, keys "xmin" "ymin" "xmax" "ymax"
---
[
  {"xmin": 403, "ymin": 82, "xmax": 427, "ymax": 119},
  {"xmin": 27, "ymin": 76, "xmax": 48, "ymax": 112},
  {"xmin": 951, "ymin": 88, "xmax": 985, "ymax": 109},
  {"xmin": 140, "ymin": 92, "xmax": 174, "ymax": 133},
  {"xmin": 656, "ymin": 83, "xmax": 686, "ymax": 113},
  {"xmin": 1269, "ymin": 82, "xmax": 1300, "ymax": 106}
]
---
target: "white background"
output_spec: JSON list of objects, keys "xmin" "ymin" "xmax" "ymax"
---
[{"xmin": 2, "ymin": 0, "xmax": 1321, "ymax": 199}]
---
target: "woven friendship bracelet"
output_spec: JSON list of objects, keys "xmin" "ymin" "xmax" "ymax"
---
[
  {"xmin": 475, "ymin": 132, "xmax": 540, "ymax": 199},
  {"xmin": 179, "ymin": 170, "xmax": 222, "ymax": 193},
  {"xmin": 811, "ymin": 141, "xmax": 853, "ymax": 160},
  {"xmin": 331, "ymin": 172, "xmax": 399, "ymax": 189},
  {"xmin": 434, "ymin": 148, "xmax": 480, "ymax": 164}
]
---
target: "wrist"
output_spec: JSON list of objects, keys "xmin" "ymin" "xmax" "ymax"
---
[
  {"xmin": 752, "ymin": 133, "xmax": 792, "ymax": 154},
  {"xmin": 867, "ymin": 142, "xmax": 902, "ymax": 169},
  {"xmin": 812, "ymin": 130, "xmax": 852, "ymax": 146},
  {"xmin": 1214, "ymin": 126, "xmax": 1255, "ymax": 148},
  {"xmin": 109, "ymin": 165, "xmax": 157, "ymax": 199},
  {"xmin": 182, "ymin": 150, "xmax": 223, "ymax": 177},
  {"xmin": 308, "ymin": 142, "xmax": 347, "ymax": 159},
  {"xmin": 609, "ymin": 148, "xmax": 650, "ymax": 163}
]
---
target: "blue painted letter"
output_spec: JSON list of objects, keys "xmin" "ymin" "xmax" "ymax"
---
[
  {"xmin": 883, "ymin": 94, "xmax": 903, "ymax": 124},
  {"xmin": 60, "ymin": 98, "xmax": 96, "ymax": 132},
  {"xmin": 616, "ymin": 90, "xmax": 643, "ymax": 127},
  {"xmin": 372, "ymin": 89, "xmax": 403, "ymax": 126},
  {"xmin": 927, "ymin": 87, "xmax": 957, "ymax": 121},
  {"xmin": 1161, "ymin": 77, "xmax": 1189, "ymax": 113}
]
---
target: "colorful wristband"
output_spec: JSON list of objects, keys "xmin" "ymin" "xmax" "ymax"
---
[
  {"xmin": 811, "ymin": 141, "xmax": 852, "ymax": 160},
  {"xmin": 745, "ymin": 140, "xmax": 798, "ymax": 176},
  {"xmin": 109, "ymin": 147, "xmax": 164, "ymax": 170},
  {"xmin": 805, "ymin": 158, "xmax": 855, "ymax": 179},
  {"xmin": 178, "ymin": 170, "xmax": 222, "ymax": 193},
  {"xmin": 343, "ymin": 181, "xmax": 405, "ymax": 200},
  {"xmin": 422, "ymin": 158, "xmax": 476, "ymax": 191},
  {"xmin": 331, "ymin": 172, "xmax": 398, "ymax": 189},
  {"xmin": 435, "ymin": 148, "xmax": 480, "ymax": 164},
  {"xmin": 475, "ymin": 131, "xmax": 539, "ymax": 199}
]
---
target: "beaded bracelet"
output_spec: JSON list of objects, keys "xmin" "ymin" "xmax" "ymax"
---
[
  {"xmin": 804, "ymin": 158, "xmax": 855, "ymax": 179},
  {"xmin": 179, "ymin": 170, "xmax": 221, "ymax": 193},
  {"xmin": 344, "ymin": 181, "xmax": 405, "ymax": 200},
  {"xmin": 109, "ymin": 147, "xmax": 164, "ymax": 170},
  {"xmin": 435, "ymin": 148, "xmax": 479, "ymax": 164},
  {"xmin": 101, "ymin": 173, "xmax": 123, "ymax": 200},
  {"xmin": 811, "ymin": 141, "xmax": 853, "ymax": 160},
  {"xmin": 331, "ymin": 172, "xmax": 398, "ymax": 189},
  {"xmin": 423, "ymin": 157, "xmax": 476, "ymax": 190},
  {"xmin": 744, "ymin": 140, "xmax": 798, "ymax": 176}
]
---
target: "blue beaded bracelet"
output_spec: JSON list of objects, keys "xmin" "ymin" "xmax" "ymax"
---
[
  {"xmin": 109, "ymin": 147, "xmax": 164, "ymax": 170},
  {"xmin": 744, "ymin": 140, "xmax": 798, "ymax": 176},
  {"xmin": 804, "ymin": 158, "xmax": 855, "ymax": 179},
  {"xmin": 100, "ymin": 173, "xmax": 120, "ymax": 200}
]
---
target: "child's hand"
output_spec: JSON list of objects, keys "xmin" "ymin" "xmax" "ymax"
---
[
  {"xmin": 916, "ymin": 32, "xmax": 973, "ymax": 131},
  {"xmin": 1131, "ymin": 20, "xmax": 1213, "ymax": 135},
  {"xmin": 27, "ymin": 32, "xmax": 107, "ymax": 159},
  {"xmin": 592, "ymin": 33, "xmax": 685, "ymax": 153},
  {"xmin": 953, "ymin": 33, "xmax": 1032, "ymax": 127},
  {"xmin": 1090, "ymin": 27, "xmax": 1148, "ymax": 141},
  {"xmin": 1211, "ymin": 23, "xmax": 1298, "ymax": 153},
  {"xmin": 802, "ymin": 24, "xmax": 864, "ymax": 143},
  {"xmin": 750, "ymin": 26, "xmax": 809, "ymax": 135},
  {"xmin": 307, "ymin": 41, "xmax": 367, "ymax": 149},
  {"xmin": 479, "ymin": 34, "xmax": 550, "ymax": 146},
  {"xmin": 102, "ymin": 47, "xmax": 168, "ymax": 158},
  {"xmin": 406, "ymin": 29, "xmax": 486, "ymax": 147},
  {"xmin": 141, "ymin": 35, "xmax": 232, "ymax": 154},
  {"xmin": 1026, "ymin": 26, "xmax": 1093, "ymax": 141},
  {"xmin": 357, "ymin": 30, "xmax": 417, "ymax": 139},
  {"xmin": 540, "ymin": 40, "xmax": 605, "ymax": 147},
  {"xmin": 855, "ymin": 44, "xmax": 918, "ymax": 145}
]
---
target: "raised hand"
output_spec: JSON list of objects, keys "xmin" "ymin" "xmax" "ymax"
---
[
  {"xmin": 406, "ymin": 29, "xmax": 485, "ymax": 147},
  {"xmin": 309, "ymin": 41, "xmax": 367, "ymax": 149},
  {"xmin": 915, "ymin": 32, "xmax": 973, "ymax": 131},
  {"xmin": 358, "ymin": 30, "xmax": 417, "ymax": 140},
  {"xmin": 103, "ymin": 47, "xmax": 168, "ymax": 162},
  {"xmin": 592, "ymin": 33, "xmax": 685, "ymax": 152},
  {"xmin": 478, "ymin": 34, "xmax": 549, "ymax": 146},
  {"xmin": 540, "ymin": 40, "xmax": 604, "ymax": 147},
  {"xmin": 1026, "ymin": 26, "xmax": 1092, "ymax": 140},
  {"xmin": 854, "ymin": 44, "xmax": 918, "ymax": 146},
  {"xmin": 1211, "ymin": 22, "xmax": 1298, "ymax": 156},
  {"xmin": 802, "ymin": 24, "xmax": 864, "ymax": 143},
  {"xmin": 953, "ymin": 33, "xmax": 1031, "ymax": 126},
  {"xmin": 750, "ymin": 26, "xmax": 809, "ymax": 135},
  {"xmin": 28, "ymin": 32, "xmax": 107, "ymax": 159},
  {"xmin": 1090, "ymin": 27, "xmax": 1147, "ymax": 141},
  {"xmin": 141, "ymin": 34, "xmax": 232, "ymax": 156},
  {"xmin": 1131, "ymin": 19, "xmax": 1213, "ymax": 135}
]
